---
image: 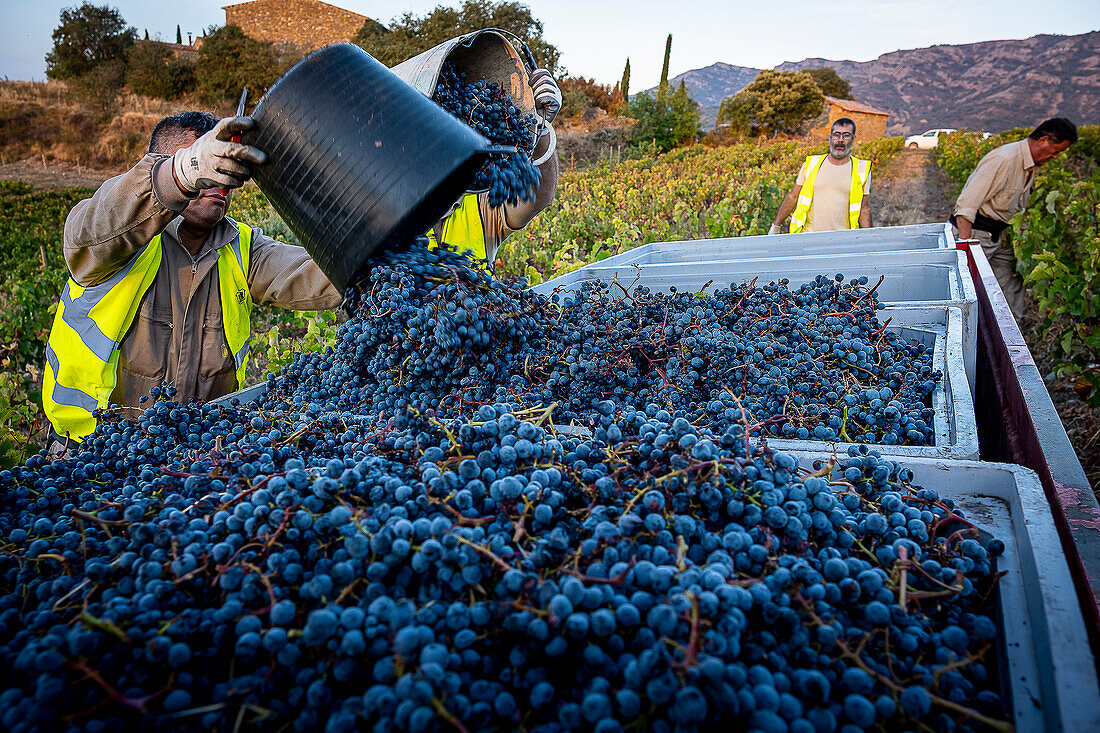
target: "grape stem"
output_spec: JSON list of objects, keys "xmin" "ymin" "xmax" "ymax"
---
[
  {"xmin": 681, "ymin": 591, "xmax": 701, "ymax": 668},
  {"xmin": 69, "ymin": 659, "xmax": 148, "ymax": 711},
  {"xmin": 897, "ymin": 544, "xmax": 909, "ymax": 609},
  {"xmin": 564, "ymin": 558, "xmax": 636, "ymax": 585},
  {"xmin": 430, "ymin": 696, "xmax": 471, "ymax": 733},
  {"xmin": 796, "ymin": 595, "xmax": 1014, "ymax": 732},
  {"xmin": 80, "ymin": 610, "xmax": 130, "ymax": 642},
  {"xmin": 70, "ymin": 509, "xmax": 127, "ymax": 527},
  {"xmin": 453, "ymin": 534, "xmax": 515, "ymax": 572}
]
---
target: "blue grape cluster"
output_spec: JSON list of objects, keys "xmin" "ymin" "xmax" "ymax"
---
[
  {"xmin": 0, "ymin": 393, "xmax": 1006, "ymax": 731},
  {"xmin": 267, "ymin": 241, "xmax": 552, "ymax": 417},
  {"xmin": 528, "ymin": 275, "xmax": 941, "ymax": 446},
  {"xmin": 433, "ymin": 62, "xmax": 542, "ymax": 207},
  {"xmin": 0, "ymin": 245, "xmax": 994, "ymax": 731},
  {"xmin": 271, "ymin": 245, "xmax": 939, "ymax": 449}
]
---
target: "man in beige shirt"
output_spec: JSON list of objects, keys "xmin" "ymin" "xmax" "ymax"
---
[
  {"xmin": 769, "ymin": 117, "xmax": 873, "ymax": 235},
  {"xmin": 951, "ymin": 117, "xmax": 1076, "ymax": 314},
  {"xmin": 46, "ymin": 110, "xmax": 340, "ymax": 451}
]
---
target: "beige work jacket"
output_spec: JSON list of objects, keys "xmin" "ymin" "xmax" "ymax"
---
[
  {"xmin": 954, "ymin": 139, "xmax": 1038, "ymax": 225},
  {"xmin": 62, "ymin": 153, "xmax": 342, "ymax": 410}
]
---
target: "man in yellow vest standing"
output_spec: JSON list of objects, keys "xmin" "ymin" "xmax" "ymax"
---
[
  {"xmin": 43, "ymin": 111, "xmax": 341, "ymax": 453},
  {"xmin": 427, "ymin": 68, "xmax": 561, "ymax": 267},
  {"xmin": 768, "ymin": 117, "xmax": 873, "ymax": 235}
]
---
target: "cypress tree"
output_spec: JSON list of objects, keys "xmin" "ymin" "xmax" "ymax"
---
[
  {"xmin": 658, "ymin": 34, "xmax": 672, "ymax": 106},
  {"xmin": 144, "ymin": 29, "xmax": 149, "ymax": 40},
  {"xmin": 620, "ymin": 58, "xmax": 630, "ymax": 102},
  {"xmin": 176, "ymin": 25, "xmax": 182, "ymax": 44}
]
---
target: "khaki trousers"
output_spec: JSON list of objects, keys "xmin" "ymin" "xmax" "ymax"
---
[{"xmin": 953, "ymin": 225, "xmax": 1026, "ymax": 315}]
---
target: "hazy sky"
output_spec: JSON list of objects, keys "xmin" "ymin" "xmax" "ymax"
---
[{"xmin": 3, "ymin": 0, "xmax": 1098, "ymax": 89}]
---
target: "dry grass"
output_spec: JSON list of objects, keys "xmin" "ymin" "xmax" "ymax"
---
[
  {"xmin": 556, "ymin": 124, "xmax": 631, "ymax": 169},
  {"xmin": 0, "ymin": 80, "xmax": 196, "ymax": 168}
]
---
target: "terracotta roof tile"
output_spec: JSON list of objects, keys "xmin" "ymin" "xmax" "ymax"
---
[{"xmin": 824, "ymin": 96, "xmax": 890, "ymax": 117}]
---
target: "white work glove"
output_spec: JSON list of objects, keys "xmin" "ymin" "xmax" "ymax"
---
[
  {"xmin": 172, "ymin": 116, "xmax": 266, "ymax": 193},
  {"xmin": 768, "ymin": 224, "xmax": 781, "ymax": 235},
  {"xmin": 528, "ymin": 69, "xmax": 561, "ymax": 123}
]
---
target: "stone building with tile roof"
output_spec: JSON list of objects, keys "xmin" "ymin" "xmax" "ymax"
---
[
  {"xmin": 222, "ymin": 0, "xmax": 376, "ymax": 53},
  {"xmin": 810, "ymin": 96, "xmax": 891, "ymax": 141}
]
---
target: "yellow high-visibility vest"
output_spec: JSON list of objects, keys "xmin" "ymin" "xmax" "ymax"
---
[
  {"xmin": 426, "ymin": 194, "xmax": 488, "ymax": 262},
  {"xmin": 43, "ymin": 220, "xmax": 253, "ymax": 441},
  {"xmin": 789, "ymin": 155, "xmax": 871, "ymax": 233}
]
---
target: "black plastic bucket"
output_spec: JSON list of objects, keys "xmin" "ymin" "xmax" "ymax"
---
[{"xmin": 243, "ymin": 43, "xmax": 494, "ymax": 292}]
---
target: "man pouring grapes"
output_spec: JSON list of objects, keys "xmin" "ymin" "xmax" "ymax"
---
[{"xmin": 42, "ymin": 111, "xmax": 340, "ymax": 454}]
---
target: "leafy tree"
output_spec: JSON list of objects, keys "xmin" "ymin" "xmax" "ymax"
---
[
  {"xmin": 196, "ymin": 25, "xmax": 280, "ymax": 104},
  {"xmin": 620, "ymin": 58, "xmax": 630, "ymax": 102},
  {"xmin": 352, "ymin": 0, "xmax": 561, "ymax": 75},
  {"xmin": 558, "ymin": 85, "xmax": 588, "ymax": 120},
  {"xmin": 627, "ymin": 81, "xmax": 700, "ymax": 152},
  {"xmin": 70, "ymin": 61, "xmax": 127, "ymax": 117},
  {"xmin": 717, "ymin": 69, "xmax": 824, "ymax": 137},
  {"xmin": 45, "ymin": 3, "xmax": 135, "ymax": 81},
  {"xmin": 558, "ymin": 77, "xmax": 622, "ymax": 119},
  {"xmin": 804, "ymin": 67, "xmax": 852, "ymax": 100},
  {"xmin": 127, "ymin": 42, "xmax": 195, "ymax": 99},
  {"xmin": 609, "ymin": 83, "xmax": 624, "ymax": 116}
]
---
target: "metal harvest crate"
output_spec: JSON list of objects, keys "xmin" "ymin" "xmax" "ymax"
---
[
  {"xmin": 765, "ymin": 306, "xmax": 975, "ymax": 459},
  {"xmin": 210, "ymin": 392, "xmax": 1095, "ymax": 729},
  {"xmin": 220, "ymin": 307, "xmax": 976, "ymax": 460},
  {"xmin": 531, "ymin": 249, "xmax": 979, "ymax": 390},
  {"xmin": 594, "ymin": 223, "xmax": 953, "ymax": 269},
  {"xmin": 543, "ymin": 250, "xmax": 970, "ymax": 303},
  {"xmin": 784, "ymin": 456, "xmax": 1100, "ymax": 733},
  {"xmin": 531, "ymin": 308, "xmax": 975, "ymax": 460}
]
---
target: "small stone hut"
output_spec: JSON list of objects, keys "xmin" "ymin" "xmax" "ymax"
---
[
  {"xmin": 810, "ymin": 96, "xmax": 891, "ymax": 141},
  {"xmin": 222, "ymin": 0, "xmax": 374, "ymax": 53}
]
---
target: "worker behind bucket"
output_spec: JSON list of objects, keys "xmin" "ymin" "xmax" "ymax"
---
[
  {"xmin": 427, "ymin": 68, "xmax": 560, "ymax": 268},
  {"xmin": 949, "ymin": 117, "xmax": 1077, "ymax": 315},
  {"xmin": 393, "ymin": 31, "xmax": 561, "ymax": 269},
  {"xmin": 42, "ymin": 111, "xmax": 342, "ymax": 456}
]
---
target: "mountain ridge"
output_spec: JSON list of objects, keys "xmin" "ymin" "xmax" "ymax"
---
[{"xmin": 642, "ymin": 31, "xmax": 1100, "ymax": 134}]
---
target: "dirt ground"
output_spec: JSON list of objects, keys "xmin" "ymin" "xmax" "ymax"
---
[
  {"xmin": 871, "ymin": 149, "xmax": 1099, "ymax": 489},
  {"xmin": 0, "ymin": 157, "xmax": 123, "ymax": 190},
  {"xmin": 869, "ymin": 148, "xmax": 955, "ymax": 227}
]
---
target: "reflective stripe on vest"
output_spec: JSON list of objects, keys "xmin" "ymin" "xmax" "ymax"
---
[
  {"xmin": 43, "ymin": 220, "xmax": 253, "ymax": 441},
  {"xmin": 426, "ymin": 194, "xmax": 487, "ymax": 262},
  {"xmin": 789, "ymin": 155, "xmax": 871, "ymax": 233},
  {"xmin": 219, "ymin": 222, "xmax": 253, "ymax": 380}
]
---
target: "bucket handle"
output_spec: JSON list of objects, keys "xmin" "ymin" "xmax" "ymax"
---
[{"xmin": 531, "ymin": 123, "xmax": 556, "ymax": 166}]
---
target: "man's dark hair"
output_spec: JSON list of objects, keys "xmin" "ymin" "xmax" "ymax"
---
[
  {"xmin": 832, "ymin": 117, "xmax": 857, "ymax": 135},
  {"xmin": 1029, "ymin": 117, "xmax": 1077, "ymax": 145},
  {"xmin": 148, "ymin": 111, "xmax": 218, "ymax": 154}
]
